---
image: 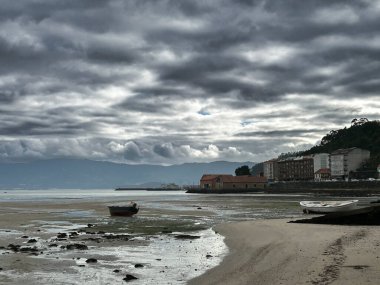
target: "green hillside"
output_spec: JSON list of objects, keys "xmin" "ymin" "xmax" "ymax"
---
[{"xmin": 303, "ymin": 118, "xmax": 380, "ymax": 169}]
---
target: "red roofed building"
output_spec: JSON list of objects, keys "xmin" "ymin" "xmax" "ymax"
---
[
  {"xmin": 314, "ymin": 168, "xmax": 331, "ymax": 181},
  {"xmin": 200, "ymin": 174, "xmax": 267, "ymax": 190}
]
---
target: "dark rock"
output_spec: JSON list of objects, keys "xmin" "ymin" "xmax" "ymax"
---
[
  {"xmin": 113, "ymin": 269, "xmax": 120, "ymax": 273},
  {"xmin": 7, "ymin": 244, "xmax": 21, "ymax": 252},
  {"xmin": 19, "ymin": 247, "xmax": 39, "ymax": 253},
  {"xmin": 97, "ymin": 231, "xmax": 105, "ymax": 234},
  {"xmin": 60, "ymin": 246, "xmax": 66, "ymax": 249},
  {"xmin": 134, "ymin": 264, "xmax": 143, "ymax": 268},
  {"xmin": 27, "ymin": 239, "xmax": 37, "ymax": 243},
  {"xmin": 48, "ymin": 244, "xmax": 58, "ymax": 247},
  {"xmin": 206, "ymin": 254, "xmax": 213, "ymax": 258},
  {"xmin": 156, "ymin": 258, "xmax": 162, "ymax": 261},
  {"xmin": 78, "ymin": 265, "xmax": 85, "ymax": 267},
  {"xmin": 57, "ymin": 233, "xmax": 67, "ymax": 238},
  {"xmin": 0, "ymin": 246, "xmax": 5, "ymax": 249},
  {"xmin": 197, "ymin": 207, "xmax": 202, "ymax": 209},
  {"xmin": 70, "ymin": 232, "xmax": 79, "ymax": 236},
  {"xmin": 36, "ymin": 229, "xmax": 41, "ymax": 232},
  {"xmin": 86, "ymin": 258, "xmax": 98, "ymax": 263},
  {"xmin": 0, "ymin": 267, "xmax": 3, "ymax": 270},
  {"xmin": 87, "ymin": 224, "xmax": 95, "ymax": 228},
  {"xmin": 174, "ymin": 234, "xmax": 201, "ymax": 240},
  {"xmin": 21, "ymin": 235, "xmax": 29, "ymax": 239},
  {"xmin": 66, "ymin": 244, "xmax": 88, "ymax": 250},
  {"xmin": 123, "ymin": 274, "xmax": 138, "ymax": 282},
  {"xmin": 161, "ymin": 230, "xmax": 172, "ymax": 234},
  {"xmin": 102, "ymin": 234, "xmax": 129, "ymax": 241}
]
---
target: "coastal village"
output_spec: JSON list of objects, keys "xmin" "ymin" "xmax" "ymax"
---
[{"xmin": 199, "ymin": 147, "xmax": 380, "ymax": 191}]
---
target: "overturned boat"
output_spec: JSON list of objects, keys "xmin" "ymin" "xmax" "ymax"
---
[
  {"xmin": 108, "ymin": 202, "xmax": 139, "ymax": 217},
  {"xmin": 300, "ymin": 200, "xmax": 358, "ymax": 214}
]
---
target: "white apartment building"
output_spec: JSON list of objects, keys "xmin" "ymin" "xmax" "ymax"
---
[
  {"xmin": 313, "ymin": 153, "xmax": 329, "ymax": 172},
  {"xmin": 330, "ymin": 147, "xmax": 370, "ymax": 179}
]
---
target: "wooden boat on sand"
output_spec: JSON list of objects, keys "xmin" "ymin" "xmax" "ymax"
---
[
  {"xmin": 300, "ymin": 200, "xmax": 358, "ymax": 214},
  {"xmin": 108, "ymin": 202, "xmax": 139, "ymax": 217}
]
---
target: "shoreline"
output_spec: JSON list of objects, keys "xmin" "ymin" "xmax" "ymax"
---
[{"xmin": 188, "ymin": 219, "xmax": 380, "ymax": 285}]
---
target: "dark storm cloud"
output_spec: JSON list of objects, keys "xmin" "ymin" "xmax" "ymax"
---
[{"xmin": 0, "ymin": 0, "xmax": 379, "ymax": 163}]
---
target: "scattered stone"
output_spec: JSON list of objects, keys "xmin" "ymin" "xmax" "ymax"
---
[
  {"xmin": 197, "ymin": 207, "xmax": 202, "ymax": 209},
  {"xmin": 206, "ymin": 254, "xmax": 213, "ymax": 258},
  {"xmin": 174, "ymin": 234, "xmax": 201, "ymax": 240},
  {"xmin": 7, "ymin": 244, "xmax": 21, "ymax": 252},
  {"xmin": 60, "ymin": 245, "xmax": 66, "ymax": 249},
  {"xmin": 0, "ymin": 267, "xmax": 3, "ymax": 270},
  {"xmin": 156, "ymin": 258, "xmax": 162, "ymax": 261},
  {"xmin": 123, "ymin": 274, "xmax": 138, "ymax": 282},
  {"xmin": 0, "ymin": 246, "xmax": 5, "ymax": 249},
  {"xmin": 66, "ymin": 244, "xmax": 88, "ymax": 250},
  {"xmin": 78, "ymin": 265, "xmax": 85, "ymax": 267},
  {"xmin": 19, "ymin": 247, "xmax": 39, "ymax": 253},
  {"xmin": 87, "ymin": 224, "xmax": 95, "ymax": 228},
  {"xmin": 27, "ymin": 239, "xmax": 37, "ymax": 243},
  {"xmin": 102, "ymin": 234, "xmax": 129, "ymax": 241},
  {"xmin": 86, "ymin": 258, "xmax": 98, "ymax": 263},
  {"xmin": 48, "ymin": 244, "xmax": 58, "ymax": 247},
  {"xmin": 134, "ymin": 264, "xmax": 143, "ymax": 268},
  {"xmin": 21, "ymin": 235, "xmax": 29, "ymax": 239},
  {"xmin": 57, "ymin": 233, "xmax": 67, "ymax": 238},
  {"xmin": 113, "ymin": 269, "xmax": 120, "ymax": 273},
  {"xmin": 36, "ymin": 229, "xmax": 41, "ymax": 232},
  {"xmin": 70, "ymin": 231, "xmax": 79, "ymax": 236}
]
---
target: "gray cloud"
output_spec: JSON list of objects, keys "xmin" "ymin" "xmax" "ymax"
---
[{"xmin": 0, "ymin": 0, "xmax": 379, "ymax": 164}]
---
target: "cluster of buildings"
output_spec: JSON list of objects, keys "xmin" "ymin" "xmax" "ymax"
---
[
  {"xmin": 198, "ymin": 147, "xmax": 378, "ymax": 191},
  {"xmin": 264, "ymin": 147, "xmax": 372, "ymax": 182}
]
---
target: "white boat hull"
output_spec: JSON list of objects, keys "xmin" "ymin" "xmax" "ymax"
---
[{"xmin": 300, "ymin": 200, "xmax": 358, "ymax": 214}]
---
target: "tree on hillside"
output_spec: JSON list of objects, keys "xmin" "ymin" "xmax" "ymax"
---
[
  {"xmin": 303, "ymin": 119, "xmax": 380, "ymax": 169},
  {"xmin": 235, "ymin": 165, "xmax": 251, "ymax": 176}
]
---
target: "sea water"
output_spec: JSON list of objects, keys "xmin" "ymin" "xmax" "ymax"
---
[{"xmin": 0, "ymin": 189, "xmax": 306, "ymax": 284}]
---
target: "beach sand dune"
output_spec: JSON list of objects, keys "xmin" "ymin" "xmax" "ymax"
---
[{"xmin": 189, "ymin": 219, "xmax": 380, "ymax": 285}]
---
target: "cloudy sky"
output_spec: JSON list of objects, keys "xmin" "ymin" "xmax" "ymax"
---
[{"xmin": 1, "ymin": 0, "xmax": 380, "ymax": 165}]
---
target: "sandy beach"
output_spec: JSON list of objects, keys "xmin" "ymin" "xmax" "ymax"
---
[
  {"xmin": 189, "ymin": 219, "xmax": 380, "ymax": 285},
  {"xmin": 0, "ymin": 191, "xmax": 228, "ymax": 284},
  {"xmin": 2, "ymin": 191, "xmax": 380, "ymax": 284}
]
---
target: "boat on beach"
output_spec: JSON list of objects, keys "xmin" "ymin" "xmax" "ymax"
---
[
  {"xmin": 108, "ymin": 202, "xmax": 139, "ymax": 216},
  {"xmin": 300, "ymin": 200, "xmax": 358, "ymax": 214}
]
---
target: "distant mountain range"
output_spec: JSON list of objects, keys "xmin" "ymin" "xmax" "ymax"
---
[{"xmin": 0, "ymin": 159, "xmax": 255, "ymax": 189}]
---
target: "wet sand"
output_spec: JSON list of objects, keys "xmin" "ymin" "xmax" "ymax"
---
[
  {"xmin": 0, "ymin": 198, "xmax": 225, "ymax": 284},
  {"xmin": 189, "ymin": 219, "xmax": 380, "ymax": 285}
]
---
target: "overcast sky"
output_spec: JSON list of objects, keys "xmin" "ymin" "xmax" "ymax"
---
[{"xmin": 1, "ymin": 0, "xmax": 379, "ymax": 165}]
